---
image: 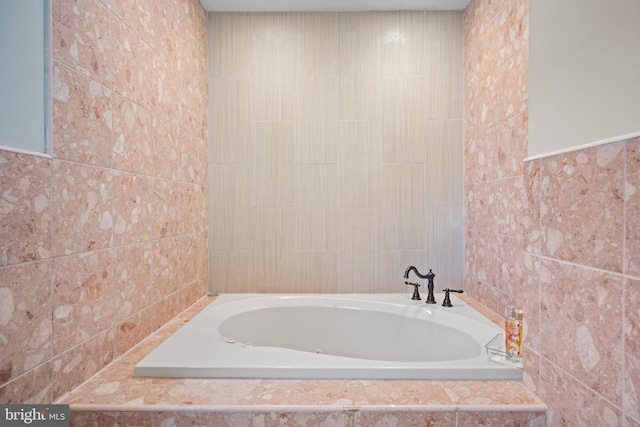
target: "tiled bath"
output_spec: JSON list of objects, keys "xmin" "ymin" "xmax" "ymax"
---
[{"xmin": 58, "ymin": 296, "xmax": 546, "ymax": 426}]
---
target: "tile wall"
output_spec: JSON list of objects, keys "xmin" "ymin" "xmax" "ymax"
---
[
  {"xmin": 464, "ymin": 0, "xmax": 640, "ymax": 424},
  {"xmin": 208, "ymin": 11, "xmax": 465, "ymax": 294},
  {"xmin": 0, "ymin": 0, "xmax": 208, "ymax": 403}
]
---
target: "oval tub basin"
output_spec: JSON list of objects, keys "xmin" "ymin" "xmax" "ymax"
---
[{"xmin": 134, "ymin": 293, "xmax": 522, "ymax": 380}]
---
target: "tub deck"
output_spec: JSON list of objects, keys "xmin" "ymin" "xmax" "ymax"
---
[{"xmin": 57, "ymin": 296, "xmax": 547, "ymax": 426}]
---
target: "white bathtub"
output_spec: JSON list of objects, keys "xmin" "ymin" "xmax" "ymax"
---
[{"xmin": 134, "ymin": 293, "xmax": 522, "ymax": 380}]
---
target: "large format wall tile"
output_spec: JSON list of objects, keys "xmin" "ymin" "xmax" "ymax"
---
[
  {"xmin": 52, "ymin": 249, "xmax": 115, "ymax": 354},
  {"xmin": 52, "ymin": 161, "xmax": 113, "ymax": 256},
  {"xmin": 2, "ymin": 0, "xmax": 208, "ymax": 403},
  {"xmin": 52, "ymin": 0, "xmax": 113, "ymax": 88},
  {"xmin": 0, "ymin": 152, "xmax": 51, "ymax": 266},
  {"xmin": 52, "ymin": 64, "xmax": 113, "ymax": 166},
  {"xmin": 540, "ymin": 143, "xmax": 625, "ymax": 272},
  {"xmin": 0, "ymin": 261, "xmax": 52, "ymax": 384},
  {"xmin": 209, "ymin": 11, "xmax": 464, "ymax": 293},
  {"xmin": 627, "ymin": 139, "xmax": 640, "ymax": 277}
]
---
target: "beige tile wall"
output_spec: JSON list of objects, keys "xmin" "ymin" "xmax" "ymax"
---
[
  {"xmin": 208, "ymin": 11, "xmax": 464, "ymax": 294},
  {"xmin": 464, "ymin": 0, "xmax": 640, "ymax": 424},
  {"xmin": 0, "ymin": 0, "xmax": 208, "ymax": 403}
]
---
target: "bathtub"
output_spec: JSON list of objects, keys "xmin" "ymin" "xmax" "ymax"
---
[{"xmin": 134, "ymin": 293, "xmax": 522, "ymax": 380}]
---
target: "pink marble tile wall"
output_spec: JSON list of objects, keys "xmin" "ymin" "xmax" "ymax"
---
[
  {"xmin": 0, "ymin": 0, "xmax": 208, "ymax": 403},
  {"xmin": 464, "ymin": 0, "xmax": 640, "ymax": 424}
]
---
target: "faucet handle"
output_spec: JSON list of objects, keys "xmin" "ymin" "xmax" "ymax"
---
[
  {"xmin": 405, "ymin": 281, "xmax": 421, "ymax": 300},
  {"xmin": 442, "ymin": 288, "xmax": 463, "ymax": 307}
]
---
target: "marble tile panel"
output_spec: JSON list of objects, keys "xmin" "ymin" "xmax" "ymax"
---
[
  {"xmin": 178, "ymin": 110, "xmax": 207, "ymax": 181},
  {"xmin": 464, "ymin": 82, "xmax": 479, "ymax": 153},
  {"xmin": 152, "ymin": 178, "xmax": 181, "ymax": 239},
  {"xmin": 179, "ymin": 182, "xmax": 207, "ymax": 235},
  {"xmin": 540, "ymin": 142, "xmax": 624, "ymax": 272},
  {"xmin": 154, "ymin": 59, "xmax": 181, "ymax": 124},
  {"xmin": 52, "ymin": 161, "xmax": 113, "ymax": 256},
  {"xmin": 161, "ymin": 379, "xmax": 261, "ymax": 406},
  {"xmin": 496, "ymin": 0, "xmax": 529, "ymax": 64},
  {"xmin": 497, "ymin": 235, "xmax": 525, "ymax": 298},
  {"xmin": 539, "ymin": 358, "xmax": 623, "ymax": 427},
  {"xmin": 471, "ymin": 233, "xmax": 499, "ymax": 299},
  {"xmin": 357, "ymin": 411, "xmax": 456, "ymax": 427},
  {"xmin": 476, "ymin": 72, "xmax": 498, "ymax": 132},
  {"xmin": 457, "ymin": 410, "xmax": 545, "ymax": 427},
  {"xmin": 52, "ymin": 0, "xmax": 113, "ymax": 87},
  {"xmin": 150, "ymin": 116, "xmax": 178, "ymax": 181},
  {"xmin": 0, "ymin": 260, "xmax": 52, "ymax": 384},
  {"xmin": 463, "ymin": 0, "xmax": 480, "ymax": 47},
  {"xmin": 465, "ymin": 184, "xmax": 476, "ymax": 231},
  {"xmin": 495, "ymin": 47, "xmax": 528, "ymax": 123},
  {"xmin": 52, "ymin": 63, "xmax": 113, "ymax": 166},
  {"xmin": 465, "ymin": 230, "xmax": 477, "ymax": 280},
  {"xmin": 176, "ymin": 76, "xmax": 207, "ymax": 150},
  {"xmin": 496, "ymin": 111, "xmax": 528, "ymax": 179},
  {"xmin": 111, "ymin": 16, "xmax": 155, "ymax": 112},
  {"xmin": 539, "ymin": 259, "xmax": 623, "ymax": 406},
  {"xmin": 523, "ymin": 159, "xmax": 541, "ymax": 255},
  {"xmin": 114, "ymin": 304, "xmax": 157, "ymax": 358},
  {"xmin": 256, "ymin": 380, "xmax": 354, "ymax": 406},
  {"xmin": 153, "ymin": 285, "xmax": 189, "ymax": 327},
  {"xmin": 0, "ymin": 362, "xmax": 53, "ymax": 404},
  {"xmin": 471, "ymin": 15, "xmax": 499, "ymax": 85},
  {"xmin": 496, "ymin": 175, "xmax": 525, "ymax": 237},
  {"xmin": 626, "ymin": 138, "xmax": 640, "ymax": 277},
  {"xmin": 474, "ymin": 180, "xmax": 498, "ymax": 234},
  {"xmin": 52, "ymin": 249, "xmax": 116, "ymax": 354},
  {"xmin": 255, "ymin": 411, "xmax": 354, "ymax": 427},
  {"xmin": 113, "ymin": 242, "xmax": 154, "ymax": 320},
  {"xmin": 156, "ymin": 411, "xmax": 253, "ymax": 427},
  {"xmin": 474, "ymin": 0, "xmax": 507, "ymax": 44},
  {"xmin": 0, "ymin": 151, "xmax": 51, "ymax": 266},
  {"xmin": 522, "ymin": 347, "xmax": 540, "ymax": 396},
  {"xmin": 350, "ymin": 380, "xmax": 452, "ymax": 405},
  {"xmin": 520, "ymin": 252, "xmax": 541, "ymax": 352},
  {"xmin": 474, "ymin": 126, "xmax": 498, "ymax": 183},
  {"xmin": 624, "ymin": 277, "xmax": 640, "ymax": 419},
  {"xmin": 193, "ymin": 232, "xmax": 209, "ymax": 281},
  {"xmin": 69, "ymin": 411, "xmax": 153, "ymax": 427},
  {"xmin": 52, "ymin": 327, "xmax": 115, "ymax": 400},
  {"xmin": 625, "ymin": 415, "xmax": 640, "ymax": 427},
  {"xmin": 113, "ymin": 171, "xmax": 153, "ymax": 246},
  {"xmin": 152, "ymin": 237, "xmax": 183, "ymax": 300},
  {"xmin": 112, "ymin": 94, "xmax": 154, "ymax": 175},
  {"xmin": 440, "ymin": 380, "xmax": 542, "ymax": 405}
]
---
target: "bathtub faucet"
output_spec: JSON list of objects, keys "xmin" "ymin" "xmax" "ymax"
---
[{"xmin": 403, "ymin": 267, "xmax": 436, "ymax": 304}]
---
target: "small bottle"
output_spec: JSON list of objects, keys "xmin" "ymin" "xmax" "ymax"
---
[{"xmin": 505, "ymin": 305, "xmax": 523, "ymax": 358}]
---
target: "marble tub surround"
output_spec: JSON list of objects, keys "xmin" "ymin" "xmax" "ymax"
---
[
  {"xmin": 59, "ymin": 296, "xmax": 546, "ymax": 427},
  {"xmin": 1, "ymin": 0, "xmax": 208, "ymax": 403},
  {"xmin": 464, "ymin": 0, "xmax": 640, "ymax": 424}
]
